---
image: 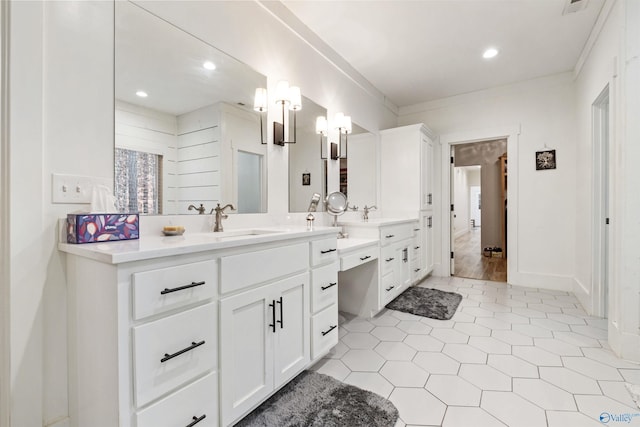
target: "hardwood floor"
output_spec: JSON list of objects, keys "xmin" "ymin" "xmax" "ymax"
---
[{"xmin": 454, "ymin": 227, "xmax": 507, "ymax": 282}]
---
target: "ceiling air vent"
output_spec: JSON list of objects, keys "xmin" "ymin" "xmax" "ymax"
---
[{"xmin": 563, "ymin": 0, "xmax": 589, "ymax": 15}]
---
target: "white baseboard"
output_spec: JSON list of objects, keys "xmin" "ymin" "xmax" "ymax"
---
[{"xmin": 508, "ymin": 271, "xmax": 575, "ymax": 292}]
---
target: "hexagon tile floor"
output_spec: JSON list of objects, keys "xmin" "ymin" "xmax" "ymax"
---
[{"xmin": 310, "ymin": 276, "xmax": 640, "ymax": 427}]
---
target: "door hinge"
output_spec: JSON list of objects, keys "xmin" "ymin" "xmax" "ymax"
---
[
  {"xmin": 451, "ymin": 156, "xmax": 454, "ymax": 164},
  {"xmin": 451, "ymin": 204, "xmax": 454, "ymax": 212},
  {"xmin": 451, "ymin": 251, "xmax": 454, "ymax": 259},
  {"xmin": 606, "ymin": 218, "xmax": 610, "ymax": 225}
]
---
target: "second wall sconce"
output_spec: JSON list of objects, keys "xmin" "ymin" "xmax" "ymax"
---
[
  {"xmin": 254, "ymin": 87, "xmax": 268, "ymax": 144},
  {"xmin": 274, "ymin": 80, "xmax": 302, "ymax": 146},
  {"xmin": 318, "ymin": 113, "xmax": 350, "ymax": 160}
]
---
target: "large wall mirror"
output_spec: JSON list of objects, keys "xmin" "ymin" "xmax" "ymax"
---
[
  {"xmin": 288, "ymin": 97, "xmax": 328, "ymax": 212},
  {"xmin": 115, "ymin": 1, "xmax": 268, "ymax": 215},
  {"xmin": 288, "ymin": 101, "xmax": 377, "ymax": 212}
]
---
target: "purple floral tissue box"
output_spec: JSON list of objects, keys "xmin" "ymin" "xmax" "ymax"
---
[{"xmin": 66, "ymin": 214, "xmax": 139, "ymax": 244}]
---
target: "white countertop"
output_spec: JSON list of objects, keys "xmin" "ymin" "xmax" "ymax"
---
[
  {"xmin": 338, "ymin": 218, "xmax": 417, "ymax": 227},
  {"xmin": 336, "ymin": 238, "xmax": 379, "ymax": 254},
  {"xmin": 58, "ymin": 226, "xmax": 339, "ymax": 264}
]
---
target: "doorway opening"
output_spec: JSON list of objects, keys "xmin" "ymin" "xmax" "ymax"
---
[
  {"xmin": 451, "ymin": 140, "xmax": 507, "ymax": 282},
  {"xmin": 592, "ymin": 85, "xmax": 610, "ymax": 318}
]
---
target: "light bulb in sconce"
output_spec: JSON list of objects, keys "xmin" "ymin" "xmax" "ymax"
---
[
  {"xmin": 289, "ymin": 86, "xmax": 302, "ymax": 111},
  {"xmin": 254, "ymin": 87, "xmax": 268, "ymax": 144},
  {"xmin": 253, "ymin": 88, "xmax": 267, "ymax": 112},
  {"xmin": 316, "ymin": 116, "xmax": 327, "ymax": 136},
  {"xmin": 275, "ymin": 80, "xmax": 290, "ymax": 105}
]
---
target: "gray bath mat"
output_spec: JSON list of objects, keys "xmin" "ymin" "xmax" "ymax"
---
[
  {"xmin": 235, "ymin": 370, "xmax": 399, "ymax": 427},
  {"xmin": 386, "ymin": 287, "xmax": 462, "ymax": 320}
]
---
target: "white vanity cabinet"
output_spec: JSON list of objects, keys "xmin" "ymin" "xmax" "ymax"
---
[
  {"xmin": 59, "ymin": 228, "xmax": 338, "ymax": 427},
  {"xmin": 218, "ymin": 242, "xmax": 311, "ymax": 427},
  {"xmin": 339, "ymin": 219, "xmax": 417, "ymax": 318},
  {"xmin": 380, "ymin": 123, "xmax": 438, "ymax": 278}
]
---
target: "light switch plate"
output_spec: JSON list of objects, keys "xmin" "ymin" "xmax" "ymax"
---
[{"xmin": 51, "ymin": 173, "xmax": 112, "ymax": 204}]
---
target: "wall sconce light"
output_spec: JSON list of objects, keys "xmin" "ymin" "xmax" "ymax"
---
[
  {"xmin": 334, "ymin": 112, "xmax": 351, "ymax": 159},
  {"xmin": 273, "ymin": 80, "xmax": 302, "ymax": 146},
  {"xmin": 253, "ymin": 87, "xmax": 268, "ymax": 145},
  {"xmin": 318, "ymin": 113, "xmax": 349, "ymax": 160}
]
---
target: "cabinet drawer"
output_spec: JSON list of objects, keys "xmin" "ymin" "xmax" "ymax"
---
[
  {"xmin": 340, "ymin": 245, "xmax": 378, "ymax": 271},
  {"xmin": 311, "ymin": 262, "xmax": 338, "ymax": 313},
  {"xmin": 310, "ymin": 237, "xmax": 338, "ymax": 267},
  {"xmin": 136, "ymin": 372, "xmax": 217, "ymax": 427},
  {"xmin": 220, "ymin": 243, "xmax": 308, "ymax": 294},
  {"xmin": 380, "ymin": 272, "xmax": 399, "ymax": 306},
  {"xmin": 133, "ymin": 303, "xmax": 216, "ymax": 407},
  {"xmin": 380, "ymin": 245, "xmax": 396, "ymax": 276},
  {"xmin": 380, "ymin": 223, "xmax": 414, "ymax": 246},
  {"xmin": 132, "ymin": 260, "xmax": 217, "ymax": 320},
  {"xmin": 311, "ymin": 304, "xmax": 339, "ymax": 359}
]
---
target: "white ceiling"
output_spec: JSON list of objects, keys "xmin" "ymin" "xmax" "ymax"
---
[{"xmin": 282, "ymin": 0, "xmax": 607, "ymax": 108}]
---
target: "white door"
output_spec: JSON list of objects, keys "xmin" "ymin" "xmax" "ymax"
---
[
  {"xmin": 450, "ymin": 147, "xmax": 455, "ymax": 274},
  {"xmin": 219, "ymin": 286, "xmax": 274, "ymax": 426},
  {"xmin": 469, "ymin": 186, "xmax": 481, "ymax": 227},
  {"xmin": 273, "ymin": 274, "xmax": 310, "ymax": 386}
]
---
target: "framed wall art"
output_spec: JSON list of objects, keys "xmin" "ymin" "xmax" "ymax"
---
[{"xmin": 536, "ymin": 149, "xmax": 556, "ymax": 170}]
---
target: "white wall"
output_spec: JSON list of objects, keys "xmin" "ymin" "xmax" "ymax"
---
[
  {"xmin": 400, "ymin": 72, "xmax": 577, "ymax": 290},
  {"xmin": 4, "ymin": 1, "xmax": 397, "ymax": 425}
]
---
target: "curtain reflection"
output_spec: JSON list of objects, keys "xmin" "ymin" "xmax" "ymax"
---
[{"xmin": 115, "ymin": 148, "xmax": 162, "ymax": 214}]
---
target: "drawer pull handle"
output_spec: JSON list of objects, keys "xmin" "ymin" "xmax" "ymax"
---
[
  {"xmin": 320, "ymin": 248, "xmax": 337, "ymax": 254},
  {"xmin": 360, "ymin": 255, "xmax": 372, "ymax": 261},
  {"xmin": 161, "ymin": 340, "xmax": 205, "ymax": 363},
  {"xmin": 385, "ymin": 257, "xmax": 395, "ymax": 262},
  {"xmin": 386, "ymin": 285, "xmax": 395, "ymax": 291},
  {"xmin": 321, "ymin": 325, "xmax": 337, "ymax": 336},
  {"xmin": 385, "ymin": 234, "xmax": 395, "ymax": 239},
  {"xmin": 186, "ymin": 415, "xmax": 207, "ymax": 427},
  {"xmin": 160, "ymin": 281, "xmax": 205, "ymax": 295},
  {"xmin": 414, "ymin": 228, "xmax": 420, "ymax": 231},
  {"xmin": 321, "ymin": 282, "xmax": 337, "ymax": 291},
  {"xmin": 277, "ymin": 296, "xmax": 284, "ymax": 329},
  {"xmin": 269, "ymin": 300, "xmax": 276, "ymax": 333},
  {"xmin": 414, "ymin": 246, "xmax": 420, "ymax": 250},
  {"xmin": 414, "ymin": 268, "xmax": 421, "ymax": 272}
]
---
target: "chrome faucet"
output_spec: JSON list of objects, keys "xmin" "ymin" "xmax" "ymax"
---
[
  {"xmin": 210, "ymin": 203, "xmax": 235, "ymax": 232},
  {"xmin": 188, "ymin": 203, "xmax": 206, "ymax": 214},
  {"xmin": 362, "ymin": 205, "xmax": 377, "ymax": 222}
]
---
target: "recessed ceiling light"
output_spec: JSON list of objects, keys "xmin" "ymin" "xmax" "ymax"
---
[
  {"xmin": 203, "ymin": 61, "xmax": 216, "ymax": 70},
  {"xmin": 483, "ymin": 48, "xmax": 499, "ymax": 59},
  {"xmin": 136, "ymin": 90, "xmax": 148, "ymax": 98}
]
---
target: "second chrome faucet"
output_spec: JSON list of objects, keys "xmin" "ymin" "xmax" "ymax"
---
[{"xmin": 211, "ymin": 203, "xmax": 235, "ymax": 232}]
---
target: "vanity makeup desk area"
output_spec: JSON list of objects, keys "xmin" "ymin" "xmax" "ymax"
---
[{"xmin": 57, "ymin": 2, "xmax": 439, "ymax": 427}]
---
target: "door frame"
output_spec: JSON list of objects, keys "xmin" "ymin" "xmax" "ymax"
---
[
  {"xmin": 592, "ymin": 85, "xmax": 611, "ymax": 318},
  {"xmin": 440, "ymin": 125, "xmax": 520, "ymax": 283}
]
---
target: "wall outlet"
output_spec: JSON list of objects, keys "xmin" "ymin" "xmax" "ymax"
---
[{"xmin": 51, "ymin": 173, "xmax": 112, "ymax": 204}]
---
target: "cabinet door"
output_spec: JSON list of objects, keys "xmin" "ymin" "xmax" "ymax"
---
[
  {"xmin": 219, "ymin": 286, "xmax": 274, "ymax": 426},
  {"xmin": 397, "ymin": 243, "xmax": 412, "ymax": 289},
  {"xmin": 273, "ymin": 273, "xmax": 310, "ymax": 387},
  {"xmin": 421, "ymin": 136, "xmax": 434, "ymax": 210},
  {"xmin": 421, "ymin": 212, "xmax": 434, "ymax": 275}
]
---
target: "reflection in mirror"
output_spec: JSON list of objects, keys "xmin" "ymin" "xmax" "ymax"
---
[
  {"xmin": 288, "ymin": 97, "xmax": 328, "ymax": 212},
  {"xmin": 114, "ymin": 2, "xmax": 268, "ymax": 215},
  {"xmin": 341, "ymin": 123, "xmax": 376, "ymax": 211}
]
